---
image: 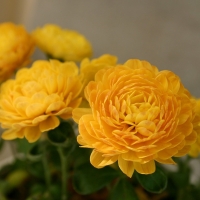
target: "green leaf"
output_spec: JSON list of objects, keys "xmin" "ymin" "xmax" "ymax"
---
[
  {"xmin": 72, "ymin": 163, "xmax": 119, "ymax": 195},
  {"xmin": 135, "ymin": 168, "xmax": 167, "ymax": 194},
  {"xmin": 48, "ymin": 184, "xmax": 62, "ymax": 200},
  {"xmin": 26, "ymin": 192, "xmax": 54, "ymax": 200},
  {"xmin": 70, "ymin": 143, "xmax": 91, "ymax": 168},
  {"xmin": 27, "ymin": 161, "xmax": 44, "ymax": 179},
  {"xmin": 16, "ymin": 138, "xmax": 36, "ymax": 154},
  {"xmin": 29, "ymin": 183, "xmax": 46, "ymax": 195},
  {"xmin": 47, "ymin": 121, "xmax": 75, "ymax": 147},
  {"xmin": 109, "ymin": 178, "xmax": 139, "ymax": 200}
]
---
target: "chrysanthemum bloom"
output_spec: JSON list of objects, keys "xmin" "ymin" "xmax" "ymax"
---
[
  {"xmin": 32, "ymin": 24, "xmax": 92, "ymax": 62},
  {"xmin": 0, "ymin": 22, "xmax": 35, "ymax": 82},
  {"xmin": 73, "ymin": 59, "xmax": 197, "ymax": 177},
  {"xmin": 188, "ymin": 98, "xmax": 200, "ymax": 157},
  {"xmin": 0, "ymin": 60, "xmax": 82, "ymax": 143}
]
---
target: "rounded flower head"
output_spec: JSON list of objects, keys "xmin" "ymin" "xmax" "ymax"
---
[
  {"xmin": 0, "ymin": 60, "xmax": 82, "ymax": 143},
  {"xmin": 188, "ymin": 98, "xmax": 200, "ymax": 157},
  {"xmin": 0, "ymin": 22, "xmax": 35, "ymax": 82},
  {"xmin": 32, "ymin": 24, "xmax": 92, "ymax": 62},
  {"xmin": 73, "ymin": 59, "xmax": 196, "ymax": 177}
]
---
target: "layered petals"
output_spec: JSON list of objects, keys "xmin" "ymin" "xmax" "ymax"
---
[
  {"xmin": 0, "ymin": 60, "xmax": 83, "ymax": 142},
  {"xmin": 188, "ymin": 98, "xmax": 200, "ymax": 157},
  {"xmin": 0, "ymin": 22, "xmax": 35, "ymax": 82},
  {"xmin": 73, "ymin": 59, "xmax": 197, "ymax": 177},
  {"xmin": 80, "ymin": 54, "xmax": 117, "ymax": 87},
  {"xmin": 32, "ymin": 24, "xmax": 92, "ymax": 62}
]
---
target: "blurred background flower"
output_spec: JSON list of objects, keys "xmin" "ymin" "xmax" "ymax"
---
[
  {"xmin": 32, "ymin": 24, "xmax": 92, "ymax": 62},
  {"xmin": 0, "ymin": 22, "xmax": 35, "ymax": 82},
  {"xmin": 0, "ymin": 60, "xmax": 82, "ymax": 142},
  {"xmin": 79, "ymin": 54, "xmax": 117, "ymax": 97},
  {"xmin": 189, "ymin": 98, "xmax": 200, "ymax": 157}
]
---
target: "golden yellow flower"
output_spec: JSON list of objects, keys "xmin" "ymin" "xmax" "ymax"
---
[
  {"xmin": 0, "ymin": 60, "xmax": 82, "ymax": 143},
  {"xmin": 188, "ymin": 98, "xmax": 200, "ymax": 157},
  {"xmin": 0, "ymin": 22, "xmax": 35, "ymax": 82},
  {"xmin": 73, "ymin": 59, "xmax": 196, "ymax": 177},
  {"xmin": 32, "ymin": 24, "xmax": 92, "ymax": 62}
]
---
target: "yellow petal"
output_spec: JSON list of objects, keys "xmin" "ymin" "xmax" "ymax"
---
[
  {"xmin": 46, "ymin": 101, "xmax": 65, "ymax": 113},
  {"xmin": 118, "ymin": 155, "xmax": 135, "ymax": 178},
  {"xmin": 77, "ymin": 135, "xmax": 88, "ymax": 146},
  {"xmin": 90, "ymin": 150, "xmax": 104, "ymax": 168},
  {"xmin": 155, "ymin": 73, "xmax": 168, "ymax": 91},
  {"xmin": 45, "ymin": 76, "xmax": 57, "ymax": 94},
  {"xmin": 137, "ymin": 120, "xmax": 156, "ymax": 132},
  {"xmin": 1, "ymin": 129, "xmax": 18, "ymax": 140},
  {"xmin": 31, "ymin": 91, "xmax": 47, "ymax": 103},
  {"xmin": 157, "ymin": 148, "xmax": 177, "ymax": 160},
  {"xmin": 68, "ymin": 97, "xmax": 82, "ymax": 109},
  {"xmin": 175, "ymin": 145, "xmax": 191, "ymax": 157},
  {"xmin": 24, "ymin": 126, "xmax": 41, "ymax": 143},
  {"xmin": 56, "ymin": 107, "xmax": 72, "ymax": 117},
  {"xmin": 185, "ymin": 130, "xmax": 197, "ymax": 145},
  {"xmin": 16, "ymin": 128, "xmax": 26, "ymax": 138},
  {"xmin": 79, "ymin": 114, "xmax": 98, "ymax": 144},
  {"xmin": 136, "ymin": 127, "xmax": 152, "ymax": 137},
  {"xmin": 72, "ymin": 108, "xmax": 92, "ymax": 123},
  {"xmin": 122, "ymin": 150, "xmax": 141, "ymax": 162},
  {"xmin": 134, "ymin": 160, "xmax": 155, "ymax": 174},
  {"xmin": 99, "ymin": 155, "xmax": 118, "ymax": 167},
  {"xmin": 39, "ymin": 116, "xmax": 60, "ymax": 132},
  {"xmin": 26, "ymin": 103, "xmax": 46, "ymax": 118},
  {"xmin": 155, "ymin": 157, "xmax": 176, "ymax": 165},
  {"xmin": 22, "ymin": 81, "xmax": 42, "ymax": 97},
  {"xmin": 32, "ymin": 115, "xmax": 49, "ymax": 124}
]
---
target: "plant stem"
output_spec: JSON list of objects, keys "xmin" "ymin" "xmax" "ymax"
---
[
  {"xmin": 58, "ymin": 147, "xmax": 68, "ymax": 200},
  {"xmin": 42, "ymin": 145, "xmax": 51, "ymax": 190}
]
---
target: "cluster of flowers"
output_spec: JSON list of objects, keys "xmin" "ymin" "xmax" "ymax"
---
[{"xmin": 0, "ymin": 22, "xmax": 200, "ymax": 179}]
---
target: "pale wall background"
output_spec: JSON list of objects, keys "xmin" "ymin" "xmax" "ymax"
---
[
  {"xmin": 1, "ymin": 0, "xmax": 200, "ymax": 96},
  {"xmin": 1, "ymin": 0, "xmax": 200, "ymax": 182}
]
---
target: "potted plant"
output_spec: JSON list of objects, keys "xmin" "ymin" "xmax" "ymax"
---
[{"xmin": 0, "ymin": 22, "xmax": 200, "ymax": 200}]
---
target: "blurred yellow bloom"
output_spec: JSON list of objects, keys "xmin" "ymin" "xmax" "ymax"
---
[
  {"xmin": 32, "ymin": 24, "xmax": 92, "ymax": 62},
  {"xmin": 0, "ymin": 22, "xmax": 35, "ymax": 82},
  {"xmin": 0, "ymin": 60, "xmax": 82, "ymax": 143},
  {"xmin": 73, "ymin": 59, "xmax": 196, "ymax": 177},
  {"xmin": 80, "ymin": 54, "xmax": 117, "ymax": 86},
  {"xmin": 188, "ymin": 98, "xmax": 200, "ymax": 157},
  {"xmin": 80, "ymin": 54, "xmax": 117, "ymax": 99}
]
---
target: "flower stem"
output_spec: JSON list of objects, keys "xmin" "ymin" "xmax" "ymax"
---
[
  {"xmin": 42, "ymin": 145, "xmax": 51, "ymax": 190},
  {"xmin": 58, "ymin": 147, "xmax": 68, "ymax": 200}
]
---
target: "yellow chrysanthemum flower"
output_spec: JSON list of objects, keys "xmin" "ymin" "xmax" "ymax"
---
[
  {"xmin": 32, "ymin": 24, "xmax": 92, "ymax": 62},
  {"xmin": 73, "ymin": 59, "xmax": 197, "ymax": 177},
  {"xmin": 0, "ymin": 22, "xmax": 35, "ymax": 82},
  {"xmin": 0, "ymin": 60, "xmax": 82, "ymax": 143},
  {"xmin": 188, "ymin": 98, "xmax": 200, "ymax": 157}
]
